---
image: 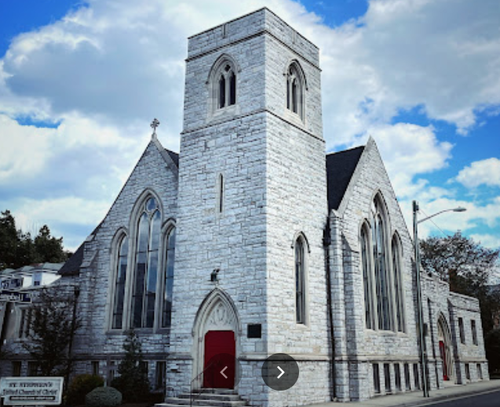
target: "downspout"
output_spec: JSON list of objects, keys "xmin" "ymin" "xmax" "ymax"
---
[{"xmin": 324, "ymin": 215, "xmax": 336, "ymax": 400}]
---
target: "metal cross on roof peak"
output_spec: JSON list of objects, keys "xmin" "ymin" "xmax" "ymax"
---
[{"xmin": 150, "ymin": 118, "xmax": 160, "ymax": 138}]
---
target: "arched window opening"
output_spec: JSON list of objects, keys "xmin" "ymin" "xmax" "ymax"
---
[
  {"xmin": 112, "ymin": 235, "xmax": 128, "ymax": 329},
  {"xmin": 132, "ymin": 197, "xmax": 161, "ymax": 328},
  {"xmin": 392, "ymin": 235, "xmax": 405, "ymax": 332},
  {"xmin": 295, "ymin": 237, "xmax": 306, "ymax": 324},
  {"xmin": 372, "ymin": 200, "xmax": 391, "ymax": 331},
  {"xmin": 361, "ymin": 225, "xmax": 374, "ymax": 329},
  {"xmin": 162, "ymin": 227, "xmax": 176, "ymax": 328},
  {"xmin": 286, "ymin": 62, "xmax": 304, "ymax": 119},
  {"xmin": 217, "ymin": 63, "xmax": 236, "ymax": 110}
]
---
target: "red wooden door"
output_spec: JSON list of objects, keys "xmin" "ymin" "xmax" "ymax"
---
[
  {"xmin": 439, "ymin": 340, "xmax": 449, "ymax": 380},
  {"xmin": 203, "ymin": 330, "xmax": 235, "ymax": 388}
]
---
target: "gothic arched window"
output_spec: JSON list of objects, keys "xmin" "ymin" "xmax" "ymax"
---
[
  {"xmin": 132, "ymin": 197, "xmax": 161, "ymax": 328},
  {"xmin": 392, "ymin": 234, "xmax": 405, "ymax": 332},
  {"xmin": 361, "ymin": 223, "xmax": 375, "ymax": 329},
  {"xmin": 295, "ymin": 236, "xmax": 307, "ymax": 324},
  {"xmin": 286, "ymin": 62, "xmax": 305, "ymax": 120},
  {"xmin": 162, "ymin": 227, "xmax": 176, "ymax": 328},
  {"xmin": 372, "ymin": 198, "xmax": 392, "ymax": 331},
  {"xmin": 112, "ymin": 235, "xmax": 128, "ymax": 329},
  {"xmin": 217, "ymin": 63, "xmax": 236, "ymax": 109}
]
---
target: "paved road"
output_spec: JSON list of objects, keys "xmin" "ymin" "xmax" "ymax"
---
[{"xmin": 420, "ymin": 388, "xmax": 500, "ymax": 407}]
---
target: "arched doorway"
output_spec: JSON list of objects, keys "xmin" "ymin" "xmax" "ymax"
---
[
  {"xmin": 437, "ymin": 314, "xmax": 454, "ymax": 382},
  {"xmin": 192, "ymin": 289, "xmax": 240, "ymax": 389}
]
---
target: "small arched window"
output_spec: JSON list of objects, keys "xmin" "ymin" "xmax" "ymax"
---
[
  {"xmin": 112, "ymin": 235, "xmax": 128, "ymax": 329},
  {"xmin": 132, "ymin": 197, "xmax": 161, "ymax": 328},
  {"xmin": 392, "ymin": 235, "xmax": 405, "ymax": 332},
  {"xmin": 286, "ymin": 62, "xmax": 305, "ymax": 120},
  {"xmin": 217, "ymin": 63, "xmax": 236, "ymax": 109},
  {"xmin": 162, "ymin": 227, "xmax": 176, "ymax": 328},
  {"xmin": 295, "ymin": 236, "xmax": 306, "ymax": 324}
]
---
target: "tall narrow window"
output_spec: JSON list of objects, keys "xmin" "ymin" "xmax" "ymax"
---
[
  {"xmin": 471, "ymin": 320, "xmax": 478, "ymax": 345},
  {"xmin": 361, "ymin": 225, "xmax": 374, "ymax": 329},
  {"xmin": 218, "ymin": 174, "xmax": 224, "ymax": 213},
  {"xmin": 162, "ymin": 227, "xmax": 175, "ymax": 328},
  {"xmin": 373, "ymin": 363, "xmax": 380, "ymax": 394},
  {"xmin": 132, "ymin": 197, "xmax": 161, "ymax": 328},
  {"xmin": 217, "ymin": 63, "xmax": 236, "ymax": 109},
  {"xmin": 286, "ymin": 62, "xmax": 305, "ymax": 119},
  {"xmin": 112, "ymin": 235, "xmax": 128, "ymax": 329},
  {"xmin": 458, "ymin": 317, "xmax": 465, "ymax": 344},
  {"xmin": 295, "ymin": 237, "xmax": 306, "ymax": 324},
  {"xmin": 392, "ymin": 235, "xmax": 405, "ymax": 332},
  {"xmin": 372, "ymin": 200, "xmax": 391, "ymax": 331}
]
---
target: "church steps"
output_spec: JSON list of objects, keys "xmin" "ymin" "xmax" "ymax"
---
[{"xmin": 156, "ymin": 390, "xmax": 248, "ymax": 407}]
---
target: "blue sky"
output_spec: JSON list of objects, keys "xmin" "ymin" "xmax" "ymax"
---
[{"xmin": 0, "ymin": 0, "xmax": 499, "ymax": 259}]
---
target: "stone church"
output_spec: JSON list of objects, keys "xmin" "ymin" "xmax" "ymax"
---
[{"xmin": 1, "ymin": 8, "xmax": 488, "ymax": 406}]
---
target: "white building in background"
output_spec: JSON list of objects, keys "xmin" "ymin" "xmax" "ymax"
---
[{"xmin": 0, "ymin": 8, "xmax": 488, "ymax": 406}]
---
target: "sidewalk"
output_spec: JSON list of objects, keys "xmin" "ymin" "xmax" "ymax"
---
[{"xmin": 305, "ymin": 379, "xmax": 500, "ymax": 407}]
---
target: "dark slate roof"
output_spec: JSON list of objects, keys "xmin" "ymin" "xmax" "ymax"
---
[
  {"xmin": 326, "ymin": 146, "xmax": 364, "ymax": 212},
  {"xmin": 166, "ymin": 149, "xmax": 179, "ymax": 167},
  {"xmin": 58, "ymin": 243, "xmax": 84, "ymax": 276}
]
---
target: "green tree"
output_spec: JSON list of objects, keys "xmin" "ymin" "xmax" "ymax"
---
[
  {"xmin": 420, "ymin": 232, "xmax": 500, "ymax": 347},
  {"xmin": 23, "ymin": 288, "xmax": 81, "ymax": 376},
  {"xmin": 485, "ymin": 329, "xmax": 500, "ymax": 373},
  {"xmin": 0, "ymin": 210, "xmax": 70, "ymax": 270},
  {"xmin": 112, "ymin": 329, "xmax": 150, "ymax": 402},
  {"xmin": 0, "ymin": 210, "xmax": 19, "ymax": 269}
]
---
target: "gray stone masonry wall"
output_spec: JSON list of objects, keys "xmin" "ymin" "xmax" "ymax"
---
[
  {"xmin": 69, "ymin": 139, "xmax": 178, "ymax": 374},
  {"xmin": 334, "ymin": 139, "xmax": 421, "ymax": 400}
]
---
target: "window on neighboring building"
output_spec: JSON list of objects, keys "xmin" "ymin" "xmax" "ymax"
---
[
  {"xmin": 132, "ymin": 197, "xmax": 162, "ymax": 328},
  {"xmin": 162, "ymin": 227, "xmax": 176, "ymax": 328},
  {"xmin": 471, "ymin": 320, "xmax": 478, "ymax": 345},
  {"xmin": 373, "ymin": 363, "xmax": 380, "ymax": 394},
  {"xmin": 12, "ymin": 361, "xmax": 21, "ymax": 376},
  {"xmin": 112, "ymin": 235, "xmax": 128, "ymax": 329},
  {"xmin": 155, "ymin": 361, "xmax": 166, "ymax": 390},
  {"xmin": 286, "ymin": 61, "xmax": 305, "ymax": 119},
  {"xmin": 392, "ymin": 235, "xmax": 405, "ymax": 332},
  {"xmin": 295, "ymin": 235, "xmax": 307, "ymax": 324},
  {"xmin": 458, "ymin": 317, "xmax": 465, "ymax": 344}
]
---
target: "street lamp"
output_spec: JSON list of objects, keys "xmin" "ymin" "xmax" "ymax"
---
[{"xmin": 413, "ymin": 201, "xmax": 466, "ymax": 398}]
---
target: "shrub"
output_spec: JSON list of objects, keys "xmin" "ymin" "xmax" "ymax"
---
[
  {"xmin": 85, "ymin": 387, "xmax": 122, "ymax": 407},
  {"xmin": 66, "ymin": 374, "xmax": 104, "ymax": 406}
]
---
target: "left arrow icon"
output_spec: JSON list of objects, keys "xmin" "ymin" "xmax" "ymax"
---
[{"xmin": 220, "ymin": 366, "xmax": 228, "ymax": 379}]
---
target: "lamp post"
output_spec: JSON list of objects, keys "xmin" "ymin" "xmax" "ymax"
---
[{"xmin": 413, "ymin": 201, "xmax": 466, "ymax": 398}]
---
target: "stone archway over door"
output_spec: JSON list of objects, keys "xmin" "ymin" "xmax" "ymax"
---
[
  {"xmin": 192, "ymin": 289, "xmax": 240, "ymax": 390},
  {"xmin": 437, "ymin": 314, "xmax": 454, "ymax": 383}
]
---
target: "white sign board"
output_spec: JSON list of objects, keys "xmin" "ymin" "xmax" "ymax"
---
[{"xmin": 0, "ymin": 377, "xmax": 64, "ymax": 405}]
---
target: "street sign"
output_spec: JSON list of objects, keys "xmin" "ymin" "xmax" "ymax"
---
[
  {"xmin": 0, "ymin": 291, "xmax": 31, "ymax": 303},
  {"xmin": 0, "ymin": 377, "xmax": 64, "ymax": 406}
]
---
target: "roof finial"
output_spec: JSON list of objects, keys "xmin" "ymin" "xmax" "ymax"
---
[{"xmin": 150, "ymin": 118, "xmax": 160, "ymax": 139}]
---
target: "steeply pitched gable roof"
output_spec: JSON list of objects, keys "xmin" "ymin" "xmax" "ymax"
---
[
  {"xmin": 58, "ymin": 243, "xmax": 84, "ymax": 276},
  {"xmin": 166, "ymin": 149, "xmax": 179, "ymax": 167},
  {"xmin": 326, "ymin": 146, "xmax": 364, "ymax": 212}
]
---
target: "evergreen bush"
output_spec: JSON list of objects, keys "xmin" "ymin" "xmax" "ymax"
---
[
  {"xmin": 66, "ymin": 374, "xmax": 104, "ymax": 406},
  {"xmin": 85, "ymin": 387, "xmax": 121, "ymax": 407}
]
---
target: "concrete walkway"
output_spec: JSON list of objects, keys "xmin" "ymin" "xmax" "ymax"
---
[{"xmin": 304, "ymin": 379, "xmax": 500, "ymax": 407}]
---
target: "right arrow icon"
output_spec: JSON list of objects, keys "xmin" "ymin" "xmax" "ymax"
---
[{"xmin": 277, "ymin": 366, "xmax": 285, "ymax": 379}]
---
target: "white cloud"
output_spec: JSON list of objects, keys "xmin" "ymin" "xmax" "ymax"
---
[
  {"xmin": 456, "ymin": 158, "xmax": 500, "ymax": 189},
  {"xmin": 470, "ymin": 233, "xmax": 500, "ymax": 250}
]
